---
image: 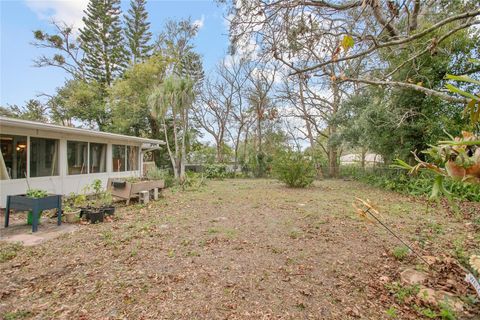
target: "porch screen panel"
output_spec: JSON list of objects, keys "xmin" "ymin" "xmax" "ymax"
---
[
  {"xmin": 0, "ymin": 134, "xmax": 27, "ymax": 180},
  {"xmin": 112, "ymin": 144, "xmax": 126, "ymax": 172},
  {"xmin": 127, "ymin": 146, "xmax": 139, "ymax": 171},
  {"xmin": 67, "ymin": 141, "xmax": 88, "ymax": 175},
  {"xmin": 30, "ymin": 137, "xmax": 59, "ymax": 177},
  {"xmin": 89, "ymin": 143, "xmax": 107, "ymax": 173}
]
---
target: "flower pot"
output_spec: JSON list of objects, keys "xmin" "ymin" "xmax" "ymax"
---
[
  {"xmin": 101, "ymin": 206, "xmax": 115, "ymax": 216},
  {"xmin": 446, "ymin": 158, "xmax": 480, "ymax": 183},
  {"xmin": 446, "ymin": 161, "xmax": 467, "ymax": 180},
  {"xmin": 64, "ymin": 210, "xmax": 80, "ymax": 223},
  {"xmin": 87, "ymin": 209, "xmax": 104, "ymax": 224}
]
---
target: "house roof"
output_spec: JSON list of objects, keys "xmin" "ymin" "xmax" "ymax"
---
[{"xmin": 0, "ymin": 116, "xmax": 165, "ymax": 146}]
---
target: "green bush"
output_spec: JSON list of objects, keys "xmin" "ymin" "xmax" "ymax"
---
[
  {"xmin": 204, "ymin": 164, "xmax": 227, "ymax": 179},
  {"xmin": 146, "ymin": 167, "xmax": 174, "ymax": 188},
  {"xmin": 182, "ymin": 171, "xmax": 206, "ymax": 191},
  {"xmin": 272, "ymin": 151, "xmax": 316, "ymax": 188},
  {"xmin": 340, "ymin": 165, "xmax": 480, "ymax": 202}
]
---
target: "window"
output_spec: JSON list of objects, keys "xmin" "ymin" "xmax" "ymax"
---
[
  {"xmin": 127, "ymin": 146, "xmax": 139, "ymax": 171},
  {"xmin": 89, "ymin": 143, "xmax": 107, "ymax": 173},
  {"xmin": 67, "ymin": 141, "xmax": 88, "ymax": 175},
  {"xmin": 30, "ymin": 137, "xmax": 59, "ymax": 177},
  {"xmin": 112, "ymin": 145, "xmax": 126, "ymax": 172},
  {"xmin": 0, "ymin": 134, "xmax": 27, "ymax": 180}
]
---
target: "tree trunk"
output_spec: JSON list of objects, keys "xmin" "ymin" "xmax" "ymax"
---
[
  {"xmin": 328, "ymin": 147, "xmax": 338, "ymax": 178},
  {"xmin": 328, "ymin": 80, "xmax": 340, "ymax": 178},
  {"xmin": 361, "ymin": 148, "xmax": 367, "ymax": 169},
  {"xmin": 162, "ymin": 118, "xmax": 178, "ymax": 179}
]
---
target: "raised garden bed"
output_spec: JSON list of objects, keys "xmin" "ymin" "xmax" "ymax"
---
[
  {"xmin": 4, "ymin": 194, "xmax": 62, "ymax": 232},
  {"xmin": 107, "ymin": 178, "xmax": 164, "ymax": 205}
]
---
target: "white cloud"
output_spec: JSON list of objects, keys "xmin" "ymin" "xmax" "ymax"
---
[
  {"xmin": 25, "ymin": 0, "xmax": 88, "ymax": 30},
  {"xmin": 193, "ymin": 14, "xmax": 205, "ymax": 30}
]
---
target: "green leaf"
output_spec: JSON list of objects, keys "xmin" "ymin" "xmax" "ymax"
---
[
  {"xmin": 467, "ymin": 58, "xmax": 480, "ymax": 65},
  {"xmin": 445, "ymin": 84, "xmax": 479, "ymax": 101},
  {"xmin": 341, "ymin": 35, "xmax": 354, "ymax": 51},
  {"xmin": 445, "ymin": 74, "xmax": 480, "ymax": 85},
  {"xmin": 391, "ymin": 159, "xmax": 413, "ymax": 170},
  {"xmin": 430, "ymin": 175, "xmax": 449, "ymax": 200}
]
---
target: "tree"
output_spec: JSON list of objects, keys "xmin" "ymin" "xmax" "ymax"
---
[
  {"xmin": 247, "ymin": 63, "xmax": 278, "ymax": 155},
  {"xmin": 53, "ymin": 79, "xmax": 108, "ymax": 129},
  {"xmin": 0, "ymin": 100, "xmax": 49, "ymax": 122},
  {"xmin": 109, "ymin": 54, "xmax": 167, "ymax": 137},
  {"xmin": 149, "ymin": 76, "xmax": 195, "ymax": 182},
  {"xmin": 80, "ymin": 0, "xmax": 127, "ymax": 86},
  {"xmin": 124, "ymin": 0, "xmax": 153, "ymax": 64},
  {"xmin": 155, "ymin": 19, "xmax": 204, "ymax": 83},
  {"xmin": 32, "ymin": 21, "xmax": 85, "ymax": 79},
  {"xmin": 193, "ymin": 57, "xmax": 247, "ymax": 163},
  {"xmin": 226, "ymin": 0, "xmax": 480, "ymax": 102}
]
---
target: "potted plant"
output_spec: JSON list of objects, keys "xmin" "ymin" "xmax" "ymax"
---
[
  {"xmin": 99, "ymin": 191, "xmax": 115, "ymax": 216},
  {"xmin": 79, "ymin": 179, "xmax": 106, "ymax": 223},
  {"xmin": 63, "ymin": 204, "xmax": 80, "ymax": 223}
]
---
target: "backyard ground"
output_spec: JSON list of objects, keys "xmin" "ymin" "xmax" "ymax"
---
[{"xmin": 0, "ymin": 179, "xmax": 479, "ymax": 319}]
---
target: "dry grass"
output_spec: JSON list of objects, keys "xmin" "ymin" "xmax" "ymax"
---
[{"xmin": 0, "ymin": 179, "xmax": 478, "ymax": 319}]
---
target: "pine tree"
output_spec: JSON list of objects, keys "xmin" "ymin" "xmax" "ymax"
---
[
  {"xmin": 79, "ymin": 0, "xmax": 127, "ymax": 86},
  {"xmin": 124, "ymin": 0, "xmax": 153, "ymax": 64}
]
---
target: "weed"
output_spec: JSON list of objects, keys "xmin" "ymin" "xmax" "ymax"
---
[
  {"xmin": 130, "ymin": 248, "xmax": 138, "ymax": 257},
  {"xmin": 223, "ymin": 228, "xmax": 237, "ymax": 239},
  {"xmin": 101, "ymin": 230, "xmax": 114, "ymax": 245},
  {"xmin": 438, "ymin": 302, "xmax": 456, "ymax": 320},
  {"xmin": 392, "ymin": 246, "xmax": 410, "ymax": 261},
  {"xmin": 428, "ymin": 222, "xmax": 445, "ymax": 235},
  {"xmin": 385, "ymin": 282, "xmax": 419, "ymax": 304},
  {"xmin": 270, "ymin": 247, "xmax": 284, "ymax": 254},
  {"xmin": 414, "ymin": 305, "xmax": 437, "ymax": 318},
  {"xmin": 289, "ymin": 229, "xmax": 302, "ymax": 239},
  {"xmin": 385, "ymin": 306, "xmax": 397, "ymax": 318},
  {"xmin": 3, "ymin": 310, "xmax": 32, "ymax": 320},
  {"xmin": 207, "ymin": 228, "xmax": 219, "ymax": 234},
  {"xmin": 0, "ymin": 243, "xmax": 23, "ymax": 263},
  {"xmin": 185, "ymin": 251, "xmax": 200, "ymax": 257},
  {"xmin": 452, "ymin": 238, "xmax": 469, "ymax": 267},
  {"xmin": 181, "ymin": 239, "xmax": 193, "ymax": 246},
  {"xmin": 313, "ymin": 220, "xmax": 328, "ymax": 229},
  {"xmin": 167, "ymin": 249, "xmax": 175, "ymax": 258}
]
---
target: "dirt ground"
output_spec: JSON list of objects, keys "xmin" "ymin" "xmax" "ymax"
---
[{"xmin": 0, "ymin": 179, "xmax": 479, "ymax": 319}]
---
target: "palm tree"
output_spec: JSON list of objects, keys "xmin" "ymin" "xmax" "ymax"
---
[{"xmin": 149, "ymin": 75, "xmax": 194, "ymax": 182}]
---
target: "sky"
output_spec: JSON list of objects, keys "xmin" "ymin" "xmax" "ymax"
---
[{"xmin": 0, "ymin": 0, "xmax": 230, "ymax": 107}]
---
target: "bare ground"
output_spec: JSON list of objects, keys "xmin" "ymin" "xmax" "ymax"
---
[{"xmin": 0, "ymin": 179, "xmax": 479, "ymax": 319}]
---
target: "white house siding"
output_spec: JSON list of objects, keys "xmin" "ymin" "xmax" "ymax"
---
[{"xmin": 0, "ymin": 119, "xmax": 160, "ymax": 208}]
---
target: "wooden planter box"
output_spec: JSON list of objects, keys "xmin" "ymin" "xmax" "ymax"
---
[
  {"xmin": 4, "ymin": 194, "xmax": 62, "ymax": 232},
  {"xmin": 107, "ymin": 179, "xmax": 165, "ymax": 205}
]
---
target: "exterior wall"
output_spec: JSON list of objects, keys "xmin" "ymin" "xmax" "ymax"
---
[{"xmin": 0, "ymin": 124, "xmax": 144, "ymax": 208}]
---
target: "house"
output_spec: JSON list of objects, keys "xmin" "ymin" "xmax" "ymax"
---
[
  {"xmin": 0, "ymin": 116, "xmax": 164, "ymax": 207},
  {"xmin": 339, "ymin": 153, "xmax": 383, "ymax": 166}
]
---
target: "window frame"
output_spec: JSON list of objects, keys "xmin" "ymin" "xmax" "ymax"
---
[
  {"xmin": 28, "ymin": 136, "xmax": 60, "ymax": 178},
  {"xmin": 89, "ymin": 142, "xmax": 107, "ymax": 174},
  {"xmin": 66, "ymin": 140, "xmax": 89, "ymax": 175}
]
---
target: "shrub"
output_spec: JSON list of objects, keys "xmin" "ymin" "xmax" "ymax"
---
[
  {"xmin": 182, "ymin": 171, "xmax": 206, "ymax": 191},
  {"xmin": 204, "ymin": 164, "xmax": 227, "ymax": 179},
  {"xmin": 272, "ymin": 151, "xmax": 316, "ymax": 188},
  {"xmin": 146, "ymin": 167, "xmax": 174, "ymax": 188},
  {"xmin": 340, "ymin": 166, "xmax": 480, "ymax": 202}
]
